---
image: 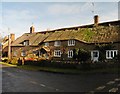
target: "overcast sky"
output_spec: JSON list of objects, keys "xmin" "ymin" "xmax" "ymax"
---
[{"xmin": 1, "ymin": 1, "xmax": 119, "ymax": 38}]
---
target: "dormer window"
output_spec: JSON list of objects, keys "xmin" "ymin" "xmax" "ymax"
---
[
  {"xmin": 68, "ymin": 40, "xmax": 75, "ymax": 46},
  {"xmin": 45, "ymin": 42, "xmax": 49, "ymax": 46},
  {"xmin": 54, "ymin": 41, "xmax": 61, "ymax": 46},
  {"xmin": 23, "ymin": 40, "xmax": 29, "ymax": 46}
]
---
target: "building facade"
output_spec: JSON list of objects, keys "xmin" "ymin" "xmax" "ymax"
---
[{"xmin": 11, "ymin": 15, "xmax": 120, "ymax": 62}]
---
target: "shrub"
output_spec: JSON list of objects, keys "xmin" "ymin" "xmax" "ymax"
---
[
  {"xmin": 73, "ymin": 49, "xmax": 78, "ymax": 60},
  {"xmin": 11, "ymin": 57, "xmax": 18, "ymax": 65},
  {"xmin": 77, "ymin": 49, "xmax": 90, "ymax": 62},
  {"xmin": 95, "ymin": 44, "xmax": 115, "ymax": 61},
  {"xmin": 2, "ymin": 59, "xmax": 8, "ymax": 62}
]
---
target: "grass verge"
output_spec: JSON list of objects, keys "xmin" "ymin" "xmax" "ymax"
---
[
  {"xmin": 17, "ymin": 65, "xmax": 120, "ymax": 74},
  {"xmin": 1, "ymin": 62, "xmax": 119, "ymax": 74},
  {"xmin": 0, "ymin": 62, "xmax": 17, "ymax": 67}
]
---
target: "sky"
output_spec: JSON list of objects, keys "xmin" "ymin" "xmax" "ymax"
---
[{"xmin": 0, "ymin": 0, "xmax": 119, "ymax": 39}]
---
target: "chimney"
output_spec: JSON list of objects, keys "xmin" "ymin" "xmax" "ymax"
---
[
  {"xmin": 10, "ymin": 33, "xmax": 15, "ymax": 42},
  {"xmin": 8, "ymin": 35, "xmax": 11, "ymax": 60},
  {"xmin": 94, "ymin": 15, "xmax": 99, "ymax": 26},
  {"xmin": 30, "ymin": 25, "xmax": 35, "ymax": 33}
]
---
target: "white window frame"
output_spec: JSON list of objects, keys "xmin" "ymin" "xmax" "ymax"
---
[
  {"xmin": 23, "ymin": 40, "xmax": 29, "ymax": 46},
  {"xmin": 106, "ymin": 50, "xmax": 118, "ymax": 59},
  {"xmin": 45, "ymin": 42, "xmax": 49, "ymax": 46},
  {"xmin": 68, "ymin": 40, "xmax": 75, "ymax": 46},
  {"xmin": 91, "ymin": 50, "xmax": 99, "ymax": 62},
  {"xmin": 93, "ymin": 51, "xmax": 99, "ymax": 57},
  {"xmin": 54, "ymin": 41, "xmax": 61, "ymax": 46},
  {"xmin": 68, "ymin": 50, "xmax": 73, "ymax": 58},
  {"xmin": 54, "ymin": 50, "xmax": 61, "ymax": 57},
  {"xmin": 21, "ymin": 51, "xmax": 26, "ymax": 57}
]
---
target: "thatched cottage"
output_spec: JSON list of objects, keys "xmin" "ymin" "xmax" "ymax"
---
[{"xmin": 11, "ymin": 15, "xmax": 120, "ymax": 62}]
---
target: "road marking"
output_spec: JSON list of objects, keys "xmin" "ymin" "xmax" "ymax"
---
[
  {"xmin": 40, "ymin": 84, "xmax": 46, "ymax": 87},
  {"xmin": 47, "ymin": 86, "xmax": 59, "ymax": 91},
  {"xmin": 87, "ymin": 91, "xmax": 94, "ymax": 94},
  {"xmin": 6, "ymin": 72, "xmax": 18, "ymax": 78},
  {"xmin": 2, "ymin": 70, "xmax": 6, "ymax": 73},
  {"xmin": 96, "ymin": 85, "xmax": 106, "ymax": 90},
  {"xmin": 114, "ymin": 78, "xmax": 120, "ymax": 81},
  {"xmin": 107, "ymin": 81, "xmax": 115, "ymax": 85},
  {"xmin": 30, "ymin": 81, "xmax": 38, "ymax": 85},
  {"xmin": 55, "ymin": 89, "xmax": 59, "ymax": 91},
  {"xmin": 17, "ymin": 70, "xmax": 23, "ymax": 73},
  {"xmin": 109, "ymin": 88, "xmax": 118, "ymax": 92}
]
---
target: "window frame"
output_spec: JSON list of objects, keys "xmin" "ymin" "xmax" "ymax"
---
[
  {"xmin": 54, "ymin": 41, "xmax": 61, "ymax": 46},
  {"xmin": 54, "ymin": 50, "xmax": 61, "ymax": 57},
  {"xmin": 45, "ymin": 42, "xmax": 49, "ymax": 46},
  {"xmin": 106, "ymin": 50, "xmax": 118, "ymax": 59},
  {"xmin": 68, "ymin": 40, "xmax": 75, "ymax": 46},
  {"xmin": 23, "ymin": 40, "xmax": 29, "ymax": 46},
  {"xmin": 93, "ymin": 51, "xmax": 99, "ymax": 57},
  {"xmin": 21, "ymin": 51, "xmax": 26, "ymax": 57},
  {"xmin": 68, "ymin": 50, "xmax": 73, "ymax": 58}
]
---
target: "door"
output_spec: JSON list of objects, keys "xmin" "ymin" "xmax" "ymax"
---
[{"xmin": 91, "ymin": 50, "xmax": 99, "ymax": 62}]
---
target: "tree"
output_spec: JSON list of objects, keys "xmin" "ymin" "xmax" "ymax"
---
[
  {"xmin": 95, "ymin": 44, "xmax": 115, "ymax": 61},
  {"xmin": 73, "ymin": 49, "xmax": 77, "ymax": 60},
  {"xmin": 77, "ymin": 48, "xmax": 90, "ymax": 62}
]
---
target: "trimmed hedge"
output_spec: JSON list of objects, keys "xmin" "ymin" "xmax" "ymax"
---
[{"xmin": 23, "ymin": 60, "xmax": 120, "ymax": 70}]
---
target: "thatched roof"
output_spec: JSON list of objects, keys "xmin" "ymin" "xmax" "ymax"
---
[
  {"xmin": 11, "ymin": 20, "xmax": 120, "ymax": 46},
  {"xmin": 46, "ymin": 25, "xmax": 119, "ymax": 43},
  {"xmin": 11, "ymin": 32, "xmax": 51, "ymax": 46}
]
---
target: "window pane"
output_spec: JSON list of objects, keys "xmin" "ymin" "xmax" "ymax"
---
[
  {"xmin": 107, "ymin": 51, "xmax": 110, "ymax": 57},
  {"xmin": 68, "ymin": 50, "xmax": 73, "ymax": 58},
  {"xmin": 93, "ymin": 52, "xmax": 98, "ymax": 57},
  {"xmin": 68, "ymin": 40, "xmax": 75, "ymax": 46},
  {"xmin": 111, "ymin": 51, "xmax": 113, "ymax": 57}
]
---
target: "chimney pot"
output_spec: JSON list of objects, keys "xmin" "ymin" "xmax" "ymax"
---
[
  {"xmin": 10, "ymin": 33, "xmax": 15, "ymax": 42},
  {"xmin": 30, "ymin": 25, "xmax": 35, "ymax": 33},
  {"xmin": 94, "ymin": 15, "xmax": 99, "ymax": 26}
]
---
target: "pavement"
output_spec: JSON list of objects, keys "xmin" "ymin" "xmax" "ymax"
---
[{"xmin": 1, "ymin": 63, "xmax": 120, "ymax": 93}]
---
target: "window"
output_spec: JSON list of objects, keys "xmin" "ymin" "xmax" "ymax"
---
[
  {"xmin": 54, "ymin": 41, "xmax": 61, "ymax": 46},
  {"xmin": 23, "ymin": 40, "xmax": 29, "ymax": 46},
  {"xmin": 68, "ymin": 40, "xmax": 75, "ymax": 46},
  {"xmin": 54, "ymin": 50, "xmax": 61, "ymax": 57},
  {"xmin": 93, "ymin": 52, "xmax": 98, "ymax": 57},
  {"xmin": 38, "ymin": 51, "xmax": 42, "ymax": 57},
  {"xmin": 45, "ymin": 42, "xmax": 49, "ymax": 46},
  {"xmin": 68, "ymin": 50, "xmax": 73, "ymax": 58},
  {"xmin": 21, "ymin": 51, "xmax": 26, "ymax": 57},
  {"xmin": 13, "ymin": 52, "xmax": 17, "ymax": 57},
  {"xmin": 106, "ymin": 50, "xmax": 118, "ymax": 59}
]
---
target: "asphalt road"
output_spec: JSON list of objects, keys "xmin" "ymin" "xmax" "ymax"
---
[{"xmin": 2, "ymin": 64, "xmax": 120, "ymax": 93}]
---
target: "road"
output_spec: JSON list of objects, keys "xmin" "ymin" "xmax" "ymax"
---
[{"xmin": 2, "ymin": 64, "xmax": 120, "ymax": 93}]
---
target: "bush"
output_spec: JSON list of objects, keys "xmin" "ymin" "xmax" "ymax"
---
[
  {"xmin": 11, "ymin": 57, "xmax": 18, "ymax": 65},
  {"xmin": 2, "ymin": 59, "xmax": 8, "ymax": 62},
  {"xmin": 77, "ymin": 49, "xmax": 90, "ymax": 62},
  {"xmin": 24, "ymin": 60, "xmax": 78, "ymax": 69},
  {"xmin": 95, "ymin": 44, "xmax": 115, "ymax": 61}
]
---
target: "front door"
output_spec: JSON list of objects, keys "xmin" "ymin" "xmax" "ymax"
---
[{"xmin": 91, "ymin": 50, "xmax": 99, "ymax": 62}]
